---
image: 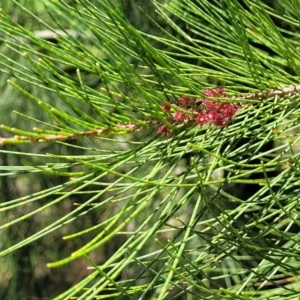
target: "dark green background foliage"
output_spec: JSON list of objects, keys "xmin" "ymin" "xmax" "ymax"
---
[{"xmin": 1, "ymin": 0, "xmax": 300, "ymax": 299}]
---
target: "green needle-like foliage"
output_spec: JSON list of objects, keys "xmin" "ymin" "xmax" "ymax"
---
[{"xmin": 1, "ymin": 0, "xmax": 300, "ymax": 299}]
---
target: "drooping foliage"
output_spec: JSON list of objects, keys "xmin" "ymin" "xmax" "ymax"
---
[{"xmin": 1, "ymin": 0, "xmax": 300, "ymax": 299}]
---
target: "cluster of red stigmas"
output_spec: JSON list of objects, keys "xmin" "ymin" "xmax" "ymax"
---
[{"xmin": 157, "ymin": 88, "xmax": 239, "ymax": 137}]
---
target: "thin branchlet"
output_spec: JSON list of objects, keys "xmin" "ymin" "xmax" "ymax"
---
[{"xmin": 0, "ymin": 85, "xmax": 299, "ymax": 145}]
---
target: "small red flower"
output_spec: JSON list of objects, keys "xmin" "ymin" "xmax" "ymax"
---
[
  {"xmin": 196, "ymin": 100, "xmax": 238, "ymax": 127},
  {"xmin": 178, "ymin": 96, "xmax": 193, "ymax": 107},
  {"xmin": 172, "ymin": 111, "xmax": 189, "ymax": 123},
  {"xmin": 156, "ymin": 125, "xmax": 170, "ymax": 137},
  {"xmin": 161, "ymin": 104, "xmax": 171, "ymax": 112}
]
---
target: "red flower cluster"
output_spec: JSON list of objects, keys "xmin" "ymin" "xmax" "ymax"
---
[{"xmin": 157, "ymin": 88, "xmax": 239, "ymax": 136}]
